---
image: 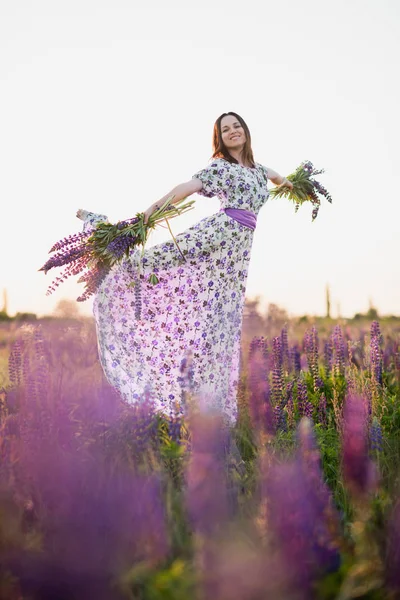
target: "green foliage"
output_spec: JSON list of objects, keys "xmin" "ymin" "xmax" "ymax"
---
[{"xmin": 120, "ymin": 559, "xmax": 195, "ymax": 600}]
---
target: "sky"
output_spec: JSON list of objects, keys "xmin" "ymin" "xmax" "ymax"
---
[{"xmin": 0, "ymin": 0, "xmax": 399, "ymax": 319}]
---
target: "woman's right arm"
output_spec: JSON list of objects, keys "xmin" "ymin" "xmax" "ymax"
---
[{"xmin": 143, "ymin": 179, "xmax": 203, "ymax": 224}]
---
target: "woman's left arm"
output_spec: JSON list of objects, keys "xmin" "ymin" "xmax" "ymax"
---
[{"xmin": 266, "ymin": 167, "xmax": 293, "ymax": 189}]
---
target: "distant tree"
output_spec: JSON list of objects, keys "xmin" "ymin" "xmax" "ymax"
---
[
  {"xmin": 266, "ymin": 303, "xmax": 288, "ymax": 325},
  {"xmin": 53, "ymin": 299, "xmax": 80, "ymax": 320},
  {"xmin": 265, "ymin": 302, "xmax": 289, "ymax": 337},
  {"xmin": 15, "ymin": 312, "xmax": 37, "ymax": 321},
  {"xmin": 243, "ymin": 296, "xmax": 265, "ymax": 337},
  {"xmin": 298, "ymin": 315, "xmax": 309, "ymax": 324},
  {"xmin": 366, "ymin": 306, "xmax": 379, "ymax": 320},
  {"xmin": 326, "ymin": 284, "xmax": 331, "ymax": 319}
]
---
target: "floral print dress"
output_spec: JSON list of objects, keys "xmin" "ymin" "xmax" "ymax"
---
[{"xmin": 83, "ymin": 158, "xmax": 270, "ymax": 425}]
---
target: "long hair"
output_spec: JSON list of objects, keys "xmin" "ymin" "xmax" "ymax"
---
[{"xmin": 211, "ymin": 112, "xmax": 255, "ymax": 167}]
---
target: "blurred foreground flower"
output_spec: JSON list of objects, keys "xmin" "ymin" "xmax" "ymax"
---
[
  {"xmin": 341, "ymin": 394, "xmax": 377, "ymax": 499},
  {"xmin": 262, "ymin": 419, "xmax": 341, "ymax": 597}
]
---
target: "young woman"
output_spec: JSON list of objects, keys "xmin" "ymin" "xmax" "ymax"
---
[{"xmin": 77, "ymin": 112, "xmax": 292, "ymax": 425}]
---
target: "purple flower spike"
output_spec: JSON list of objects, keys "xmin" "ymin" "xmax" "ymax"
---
[
  {"xmin": 247, "ymin": 339, "xmax": 274, "ymax": 435},
  {"xmin": 304, "ymin": 326, "xmax": 319, "ymax": 390},
  {"xmin": 185, "ymin": 412, "xmax": 229, "ymax": 536},
  {"xmin": 106, "ymin": 232, "xmax": 136, "ymax": 260},
  {"xmin": 324, "ymin": 337, "xmax": 334, "ymax": 375},
  {"xmin": 285, "ymin": 380, "xmax": 295, "ymax": 428},
  {"xmin": 280, "ymin": 326, "xmax": 290, "ymax": 372},
  {"xmin": 332, "ymin": 325, "xmax": 346, "ymax": 377},
  {"xmin": 272, "ymin": 336, "xmax": 284, "ymax": 406},
  {"xmin": 369, "ymin": 416, "xmax": 383, "ymax": 452},
  {"xmin": 297, "ymin": 378, "xmax": 313, "ymax": 421},
  {"xmin": 386, "ymin": 500, "xmax": 400, "ymax": 593},
  {"xmin": 370, "ymin": 320, "xmax": 383, "ymax": 386},
  {"xmin": 290, "ymin": 343, "xmax": 301, "ymax": 375},
  {"xmin": 318, "ymin": 393, "xmax": 327, "ymax": 427},
  {"xmin": 264, "ymin": 456, "xmax": 340, "ymax": 595},
  {"xmin": 342, "ymin": 394, "xmax": 377, "ymax": 497}
]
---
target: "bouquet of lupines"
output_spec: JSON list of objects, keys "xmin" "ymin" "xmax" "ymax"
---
[
  {"xmin": 270, "ymin": 161, "xmax": 332, "ymax": 221},
  {"xmin": 39, "ymin": 196, "xmax": 195, "ymax": 302}
]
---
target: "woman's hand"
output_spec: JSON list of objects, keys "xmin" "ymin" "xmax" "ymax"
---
[
  {"xmin": 76, "ymin": 209, "xmax": 89, "ymax": 220},
  {"xmin": 278, "ymin": 177, "xmax": 294, "ymax": 191},
  {"xmin": 143, "ymin": 203, "xmax": 161, "ymax": 225}
]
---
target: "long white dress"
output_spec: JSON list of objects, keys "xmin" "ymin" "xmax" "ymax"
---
[{"xmin": 83, "ymin": 158, "xmax": 270, "ymax": 424}]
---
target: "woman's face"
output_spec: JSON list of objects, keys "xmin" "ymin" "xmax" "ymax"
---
[{"xmin": 220, "ymin": 115, "xmax": 246, "ymax": 150}]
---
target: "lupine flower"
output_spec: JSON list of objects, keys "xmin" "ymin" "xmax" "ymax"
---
[
  {"xmin": 168, "ymin": 406, "xmax": 182, "ymax": 444},
  {"xmin": 369, "ymin": 416, "xmax": 383, "ymax": 452},
  {"xmin": 274, "ymin": 401, "xmax": 287, "ymax": 432},
  {"xmin": 76, "ymin": 266, "xmax": 109, "ymax": 302},
  {"xmin": 8, "ymin": 339, "xmax": 25, "ymax": 387},
  {"xmin": 40, "ymin": 245, "xmax": 87, "ymax": 274},
  {"xmin": 394, "ymin": 344, "xmax": 400, "ymax": 372},
  {"xmin": 269, "ymin": 161, "xmax": 333, "ymax": 221},
  {"xmin": 332, "ymin": 325, "xmax": 346, "ymax": 377},
  {"xmin": 203, "ymin": 538, "xmax": 282, "ymax": 600},
  {"xmin": 272, "ymin": 336, "xmax": 284, "ymax": 406},
  {"xmin": 40, "ymin": 196, "xmax": 195, "ymax": 301},
  {"xmin": 248, "ymin": 336, "xmax": 269, "ymax": 361},
  {"xmin": 185, "ymin": 411, "xmax": 229, "ymax": 536},
  {"xmin": 324, "ymin": 337, "xmax": 334, "ymax": 375},
  {"xmin": 370, "ymin": 320, "xmax": 383, "ymax": 386},
  {"xmin": 342, "ymin": 394, "xmax": 377, "ymax": 497},
  {"xmin": 304, "ymin": 326, "xmax": 319, "ymax": 390},
  {"xmin": 297, "ymin": 378, "xmax": 313, "ymax": 420},
  {"xmin": 247, "ymin": 339, "xmax": 274, "ymax": 434},
  {"xmin": 290, "ymin": 343, "xmax": 301, "ymax": 375},
  {"xmin": 386, "ymin": 500, "xmax": 400, "ymax": 593},
  {"xmin": 2, "ymin": 323, "xmax": 169, "ymax": 600},
  {"xmin": 318, "ymin": 393, "xmax": 327, "ymax": 427},
  {"xmin": 263, "ymin": 455, "xmax": 339, "ymax": 596},
  {"xmin": 296, "ymin": 419, "xmax": 341, "ymax": 567},
  {"xmin": 285, "ymin": 380, "xmax": 295, "ymax": 428},
  {"xmin": 280, "ymin": 326, "xmax": 290, "ymax": 373},
  {"xmin": 106, "ymin": 232, "xmax": 136, "ymax": 260},
  {"xmin": 49, "ymin": 230, "xmax": 91, "ymax": 253}
]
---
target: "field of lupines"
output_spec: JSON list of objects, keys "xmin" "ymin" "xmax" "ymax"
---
[{"xmin": 0, "ymin": 315, "xmax": 399, "ymax": 599}]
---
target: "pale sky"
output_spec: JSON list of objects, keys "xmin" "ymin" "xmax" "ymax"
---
[{"xmin": 1, "ymin": 0, "xmax": 399, "ymax": 319}]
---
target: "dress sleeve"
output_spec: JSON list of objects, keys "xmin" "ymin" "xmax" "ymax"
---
[
  {"xmin": 81, "ymin": 211, "xmax": 109, "ymax": 233},
  {"xmin": 258, "ymin": 164, "xmax": 269, "ymax": 185},
  {"xmin": 191, "ymin": 159, "xmax": 233, "ymax": 198}
]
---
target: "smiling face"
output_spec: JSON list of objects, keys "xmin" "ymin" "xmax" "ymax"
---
[{"xmin": 220, "ymin": 114, "xmax": 246, "ymax": 151}]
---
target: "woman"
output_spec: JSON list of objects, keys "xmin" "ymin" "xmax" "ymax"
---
[{"xmin": 77, "ymin": 112, "xmax": 292, "ymax": 425}]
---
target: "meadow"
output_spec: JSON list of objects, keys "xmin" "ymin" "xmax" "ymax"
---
[{"xmin": 0, "ymin": 308, "xmax": 399, "ymax": 600}]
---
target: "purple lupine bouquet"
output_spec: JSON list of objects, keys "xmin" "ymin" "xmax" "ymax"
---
[
  {"xmin": 39, "ymin": 196, "xmax": 195, "ymax": 301},
  {"xmin": 270, "ymin": 161, "xmax": 332, "ymax": 221}
]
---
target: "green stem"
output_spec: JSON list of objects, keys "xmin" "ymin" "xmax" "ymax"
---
[{"xmin": 164, "ymin": 217, "xmax": 186, "ymax": 262}]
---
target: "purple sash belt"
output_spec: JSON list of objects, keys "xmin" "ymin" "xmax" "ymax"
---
[{"xmin": 220, "ymin": 207, "xmax": 257, "ymax": 231}]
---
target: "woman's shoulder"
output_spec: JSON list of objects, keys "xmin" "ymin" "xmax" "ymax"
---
[
  {"xmin": 208, "ymin": 157, "xmax": 229, "ymax": 166},
  {"xmin": 255, "ymin": 162, "xmax": 268, "ymax": 173}
]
